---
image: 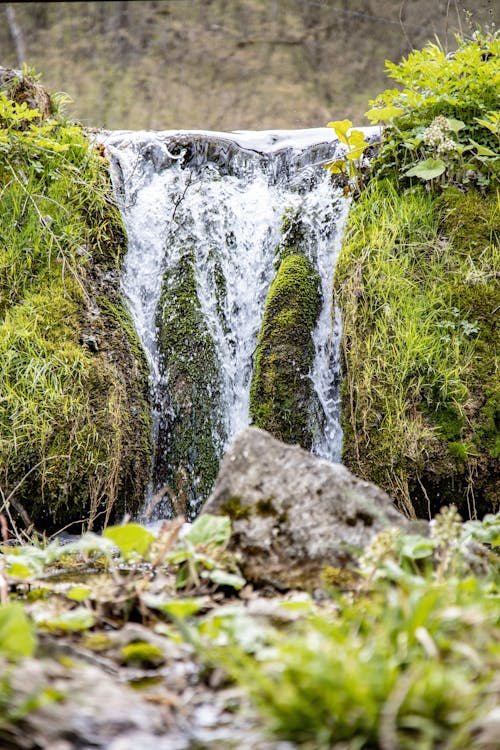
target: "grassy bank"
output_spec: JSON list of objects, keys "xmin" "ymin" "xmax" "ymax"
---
[
  {"xmin": 0, "ymin": 71, "xmax": 151, "ymax": 534},
  {"xmin": 334, "ymin": 31, "xmax": 499, "ymax": 519}
]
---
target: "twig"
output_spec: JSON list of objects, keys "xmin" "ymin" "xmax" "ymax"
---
[
  {"xmin": 0, "ymin": 454, "xmax": 70, "ymax": 538},
  {"xmin": 46, "ymin": 507, "xmax": 109, "ymax": 540}
]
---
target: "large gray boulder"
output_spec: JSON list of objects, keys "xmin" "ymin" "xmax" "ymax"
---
[{"xmin": 202, "ymin": 427, "xmax": 407, "ymax": 588}]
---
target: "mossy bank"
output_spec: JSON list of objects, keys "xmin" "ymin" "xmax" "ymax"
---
[
  {"xmin": 0, "ymin": 69, "xmax": 151, "ymax": 533},
  {"xmin": 335, "ymin": 33, "xmax": 499, "ymax": 519}
]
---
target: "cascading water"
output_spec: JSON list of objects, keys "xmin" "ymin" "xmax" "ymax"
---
[{"xmin": 103, "ymin": 128, "xmax": 357, "ymax": 518}]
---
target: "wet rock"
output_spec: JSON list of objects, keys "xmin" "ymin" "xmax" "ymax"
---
[{"xmin": 202, "ymin": 427, "xmax": 408, "ymax": 588}]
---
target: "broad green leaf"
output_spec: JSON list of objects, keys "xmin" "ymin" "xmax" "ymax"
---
[
  {"xmin": 364, "ymin": 106, "xmax": 403, "ymax": 122},
  {"xmin": 4, "ymin": 547, "xmax": 46, "ymax": 577},
  {"xmin": 66, "ymin": 586, "xmax": 92, "ymax": 603},
  {"xmin": 404, "ymin": 158, "xmax": 446, "ymax": 179},
  {"xmin": 400, "ymin": 535, "xmax": 435, "ymax": 560},
  {"xmin": 184, "ymin": 514, "xmax": 231, "ymax": 548},
  {"xmin": 475, "ymin": 114, "xmax": 500, "ymax": 134},
  {"xmin": 6, "ymin": 561, "xmax": 38, "ymax": 579},
  {"xmin": 103, "ymin": 523, "xmax": 155, "ymax": 559},
  {"xmin": 165, "ymin": 548, "xmax": 193, "ymax": 564},
  {"xmin": 327, "ymin": 119, "xmax": 352, "ymax": 145},
  {"xmin": 209, "ymin": 569, "xmax": 246, "ymax": 589},
  {"xmin": 0, "ymin": 603, "xmax": 36, "ymax": 659},
  {"xmin": 37, "ymin": 606, "xmax": 95, "ymax": 632},
  {"xmin": 144, "ymin": 594, "xmax": 203, "ymax": 618},
  {"xmin": 469, "ymin": 140, "xmax": 497, "ymax": 157},
  {"xmin": 446, "ymin": 118, "xmax": 466, "ymax": 132}
]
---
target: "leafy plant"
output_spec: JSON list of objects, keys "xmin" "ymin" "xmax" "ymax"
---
[
  {"xmin": 198, "ymin": 512, "xmax": 500, "ymax": 749},
  {"xmin": 325, "ymin": 119, "xmax": 369, "ymax": 194},
  {"xmin": 365, "ymin": 31, "xmax": 500, "ymax": 189},
  {"xmin": 166, "ymin": 514, "xmax": 245, "ymax": 590}
]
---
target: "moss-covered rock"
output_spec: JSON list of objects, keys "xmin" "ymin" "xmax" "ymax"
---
[
  {"xmin": 249, "ymin": 252, "xmax": 322, "ymax": 448},
  {"xmin": 0, "ymin": 70, "xmax": 152, "ymax": 533},
  {"xmin": 154, "ymin": 251, "xmax": 225, "ymax": 519},
  {"xmin": 335, "ymin": 179, "xmax": 499, "ymax": 519}
]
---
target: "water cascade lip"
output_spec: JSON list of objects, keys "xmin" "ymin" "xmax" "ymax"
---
[
  {"xmin": 101, "ymin": 126, "xmax": 379, "ymax": 154},
  {"xmin": 102, "ymin": 127, "xmax": 379, "ymax": 518}
]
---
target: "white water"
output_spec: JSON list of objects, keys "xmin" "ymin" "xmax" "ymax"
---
[{"xmin": 103, "ymin": 128, "xmax": 366, "ymax": 510}]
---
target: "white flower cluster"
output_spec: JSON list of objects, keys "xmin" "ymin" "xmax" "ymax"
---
[
  {"xmin": 359, "ymin": 527, "xmax": 400, "ymax": 577},
  {"xmin": 430, "ymin": 504, "xmax": 462, "ymax": 548},
  {"xmin": 423, "ymin": 116, "xmax": 458, "ymax": 155}
]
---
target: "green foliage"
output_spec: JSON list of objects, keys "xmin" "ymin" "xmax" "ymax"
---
[
  {"xmin": 325, "ymin": 119, "xmax": 369, "ymax": 193},
  {"xmin": 120, "ymin": 641, "xmax": 165, "ymax": 667},
  {"xmin": 366, "ymin": 31, "xmax": 500, "ymax": 189},
  {"xmin": 0, "ymin": 603, "xmax": 36, "ymax": 660},
  {"xmin": 104, "ymin": 523, "xmax": 155, "ymax": 560},
  {"xmin": 198, "ymin": 512, "xmax": 500, "ymax": 749},
  {"xmin": 168, "ymin": 514, "xmax": 245, "ymax": 590}
]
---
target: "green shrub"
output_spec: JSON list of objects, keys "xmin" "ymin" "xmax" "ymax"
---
[{"xmin": 365, "ymin": 30, "xmax": 500, "ymax": 190}]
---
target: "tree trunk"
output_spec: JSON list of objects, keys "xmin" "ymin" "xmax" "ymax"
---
[{"xmin": 5, "ymin": 4, "xmax": 26, "ymax": 67}]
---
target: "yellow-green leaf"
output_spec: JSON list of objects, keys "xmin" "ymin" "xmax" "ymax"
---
[
  {"xmin": 327, "ymin": 119, "xmax": 352, "ymax": 145},
  {"xmin": 144, "ymin": 594, "xmax": 203, "ymax": 619},
  {"xmin": 325, "ymin": 159, "xmax": 346, "ymax": 174},
  {"xmin": 0, "ymin": 603, "xmax": 36, "ymax": 660},
  {"xmin": 365, "ymin": 106, "xmax": 403, "ymax": 122},
  {"xmin": 66, "ymin": 586, "xmax": 92, "ymax": 603},
  {"xmin": 103, "ymin": 523, "xmax": 155, "ymax": 559}
]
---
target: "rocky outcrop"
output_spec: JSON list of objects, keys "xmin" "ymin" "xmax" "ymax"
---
[{"xmin": 202, "ymin": 427, "xmax": 407, "ymax": 589}]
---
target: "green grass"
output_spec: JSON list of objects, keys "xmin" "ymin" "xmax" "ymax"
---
[
  {"xmin": 200, "ymin": 510, "xmax": 500, "ymax": 749},
  {"xmin": 334, "ymin": 179, "xmax": 499, "ymax": 518}
]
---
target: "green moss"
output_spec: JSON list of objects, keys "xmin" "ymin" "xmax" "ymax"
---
[
  {"xmin": 155, "ymin": 251, "xmax": 225, "ymax": 519},
  {"xmin": 0, "ymin": 75, "xmax": 152, "ymax": 533},
  {"xmin": 256, "ymin": 498, "xmax": 277, "ymax": 517},
  {"xmin": 335, "ymin": 178, "xmax": 499, "ymax": 519},
  {"xmin": 432, "ymin": 406, "xmax": 466, "ymax": 441},
  {"xmin": 249, "ymin": 253, "xmax": 322, "ymax": 448},
  {"xmin": 220, "ymin": 496, "xmax": 251, "ymax": 520}
]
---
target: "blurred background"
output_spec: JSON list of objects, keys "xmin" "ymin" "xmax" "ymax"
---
[{"xmin": 0, "ymin": 0, "xmax": 497, "ymax": 131}]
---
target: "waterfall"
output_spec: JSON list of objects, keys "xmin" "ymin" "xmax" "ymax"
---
[{"xmin": 103, "ymin": 128, "xmax": 358, "ymax": 519}]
